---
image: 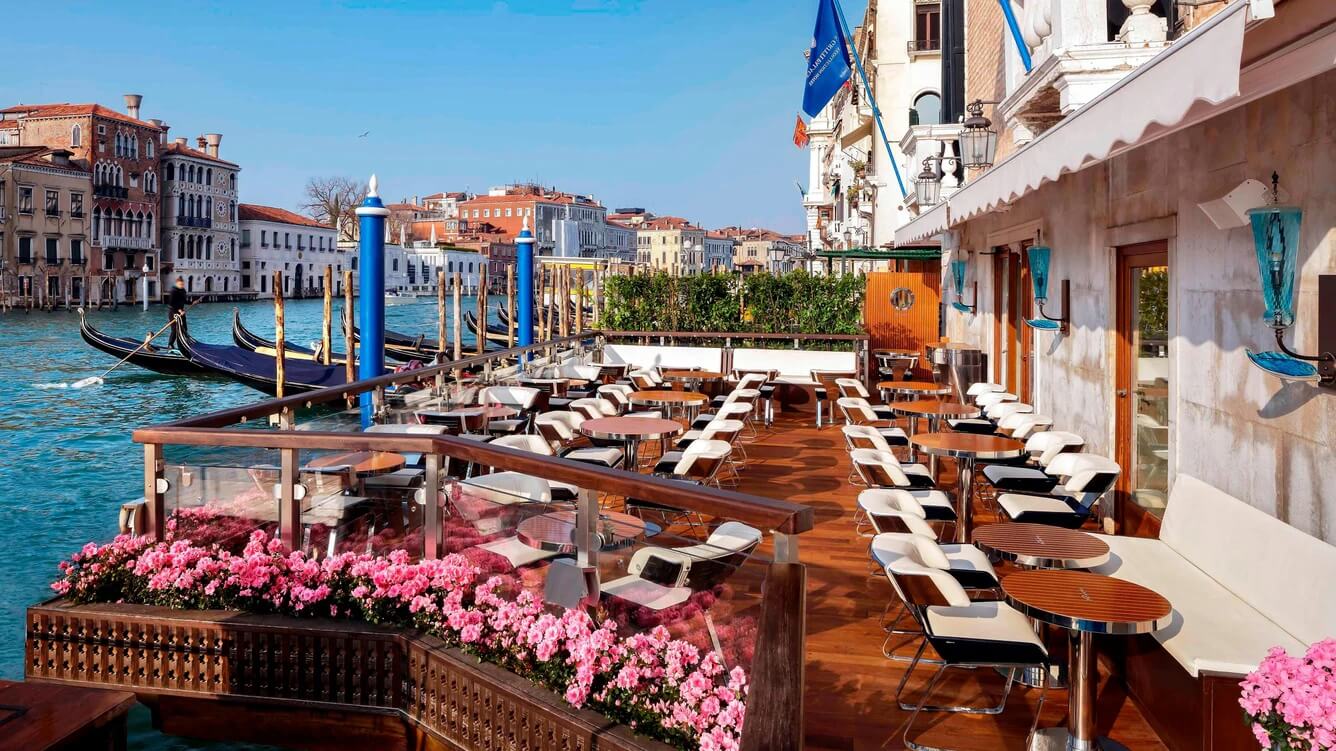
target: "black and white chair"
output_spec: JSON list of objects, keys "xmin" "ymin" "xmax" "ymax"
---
[
  {"xmin": 478, "ymin": 385, "xmax": 542, "ymax": 435},
  {"xmin": 996, "ymin": 455, "xmax": 1120, "ymax": 528},
  {"xmin": 596, "ymin": 383, "xmax": 634, "ymax": 413},
  {"xmin": 602, "ymin": 521, "xmax": 762, "ymax": 598},
  {"xmin": 569, "ymin": 397, "xmax": 618, "ymax": 421},
  {"xmin": 837, "ymin": 397, "xmax": 910, "ymax": 448},
  {"xmin": 855, "ymin": 484, "xmax": 957, "ymax": 539},
  {"xmin": 868, "ymin": 525, "xmax": 1001, "ymax": 646},
  {"xmin": 626, "ymin": 440, "xmax": 731, "ymax": 531},
  {"xmin": 533, "ymin": 411, "xmax": 626, "ymax": 468},
  {"xmin": 981, "ymin": 432, "xmax": 1087, "ymax": 493},
  {"xmin": 836, "ymin": 378, "xmax": 897, "ymax": 419},
  {"xmin": 881, "ymin": 555, "xmax": 1049, "ymax": 749},
  {"xmin": 849, "ymin": 447, "xmax": 937, "ymax": 490},
  {"xmin": 985, "ymin": 400, "xmax": 1034, "ymax": 424},
  {"xmin": 486, "ymin": 435, "xmax": 583, "ymax": 500},
  {"xmin": 974, "ymin": 390, "xmax": 1017, "ymax": 408},
  {"xmin": 996, "ymin": 412, "xmax": 1054, "ymax": 439},
  {"xmin": 710, "ymin": 373, "xmax": 767, "ymax": 409}
]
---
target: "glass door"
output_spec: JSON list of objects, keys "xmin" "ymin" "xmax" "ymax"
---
[{"xmin": 1116, "ymin": 242, "xmax": 1170, "ymax": 536}]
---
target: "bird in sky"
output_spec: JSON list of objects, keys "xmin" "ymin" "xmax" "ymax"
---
[{"xmin": 358, "ymin": 131, "xmax": 370, "ymax": 138}]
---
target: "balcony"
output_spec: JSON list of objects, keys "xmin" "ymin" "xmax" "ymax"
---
[
  {"xmin": 101, "ymin": 235, "xmax": 153, "ymax": 251},
  {"xmin": 44, "ymin": 256, "xmax": 62, "ymax": 267},
  {"xmin": 178, "ymin": 216, "xmax": 212, "ymax": 229},
  {"xmin": 70, "ymin": 256, "xmax": 86, "ymax": 266},
  {"xmin": 45, "ymin": 208, "xmax": 62, "ymax": 218},
  {"xmin": 93, "ymin": 185, "xmax": 129, "ymax": 200},
  {"xmin": 907, "ymin": 38, "xmax": 941, "ymax": 54}
]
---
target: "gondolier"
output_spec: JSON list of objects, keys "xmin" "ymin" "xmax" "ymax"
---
[{"xmin": 167, "ymin": 277, "xmax": 189, "ymax": 349}]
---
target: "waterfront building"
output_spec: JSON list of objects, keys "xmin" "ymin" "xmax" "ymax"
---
[
  {"xmin": 803, "ymin": 1, "xmax": 943, "ymax": 250},
  {"xmin": 2, "ymin": 96, "xmax": 166, "ymax": 304},
  {"xmin": 606, "ymin": 208, "xmax": 654, "ymax": 227},
  {"xmin": 601, "ymin": 219, "xmax": 637, "ymax": 263},
  {"xmin": 399, "ymin": 242, "xmax": 482, "ymax": 294},
  {"xmin": 420, "ymin": 191, "xmax": 468, "ymax": 217},
  {"xmin": 0, "ymin": 146, "xmax": 91, "ymax": 307},
  {"xmin": 635, "ymin": 216, "xmax": 705, "ymax": 274},
  {"xmin": 237, "ymin": 204, "xmax": 345, "ymax": 299},
  {"xmin": 719, "ymin": 227, "xmax": 805, "ymax": 274},
  {"xmin": 161, "ymin": 135, "xmax": 241, "ymax": 297},
  {"xmin": 703, "ymin": 231, "xmax": 735, "ymax": 272},
  {"xmin": 458, "ymin": 185, "xmax": 606, "ymax": 256}
]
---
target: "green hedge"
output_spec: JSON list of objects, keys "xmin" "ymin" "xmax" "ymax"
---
[{"xmin": 601, "ymin": 270, "xmax": 865, "ymax": 336}]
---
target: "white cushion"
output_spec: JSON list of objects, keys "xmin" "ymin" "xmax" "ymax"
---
[
  {"xmin": 601, "ymin": 575, "xmax": 692, "ymax": 610},
  {"xmin": 899, "ymin": 489, "xmax": 954, "ymax": 514},
  {"xmin": 908, "ymin": 535, "xmax": 951, "ymax": 569},
  {"xmin": 564, "ymin": 447, "xmax": 623, "ymax": 466},
  {"xmin": 1160, "ymin": 475, "xmax": 1336, "ymax": 647},
  {"xmin": 478, "ymin": 536, "xmax": 559, "ymax": 568},
  {"xmin": 926, "ymin": 602, "xmax": 1045, "ymax": 649},
  {"xmin": 732, "ymin": 347, "xmax": 857, "ymax": 378},
  {"xmin": 997, "ymin": 493, "xmax": 1076, "ymax": 518},
  {"xmin": 940, "ymin": 543, "xmax": 997, "ymax": 577},
  {"xmin": 1092, "ymin": 534, "xmax": 1306, "ymax": 677}
]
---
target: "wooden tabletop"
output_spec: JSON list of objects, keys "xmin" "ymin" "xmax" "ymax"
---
[
  {"xmin": 877, "ymin": 380, "xmax": 950, "ymax": 392},
  {"xmin": 662, "ymin": 369, "xmax": 725, "ymax": 380},
  {"xmin": 0, "ymin": 679, "xmax": 137, "ymax": 751},
  {"xmin": 418, "ymin": 404, "xmax": 518, "ymax": 419},
  {"xmin": 630, "ymin": 390, "xmax": 709, "ymax": 405},
  {"xmin": 894, "ymin": 399, "xmax": 981, "ymax": 418},
  {"xmin": 306, "ymin": 450, "xmax": 406, "ymax": 476},
  {"xmin": 580, "ymin": 416, "xmax": 684, "ymax": 441},
  {"xmin": 875, "ymin": 349, "xmax": 919, "ymax": 357},
  {"xmin": 973, "ymin": 523, "xmax": 1110, "ymax": 569},
  {"xmin": 1002, "ymin": 570, "xmax": 1172, "ymax": 635},
  {"xmin": 912, "ymin": 432, "xmax": 1024, "ymax": 460},
  {"xmin": 516, "ymin": 510, "xmax": 647, "ymax": 554}
]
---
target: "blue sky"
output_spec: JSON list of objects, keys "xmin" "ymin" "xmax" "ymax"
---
[{"xmin": 1, "ymin": 0, "xmax": 867, "ymax": 232}]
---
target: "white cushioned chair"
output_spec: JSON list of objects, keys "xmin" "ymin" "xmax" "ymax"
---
[{"xmin": 996, "ymin": 455, "xmax": 1119, "ymax": 528}]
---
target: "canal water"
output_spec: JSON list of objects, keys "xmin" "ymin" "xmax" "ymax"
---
[{"xmin": 0, "ymin": 297, "xmax": 497, "ymax": 749}]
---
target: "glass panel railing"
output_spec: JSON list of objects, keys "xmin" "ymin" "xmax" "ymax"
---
[{"xmin": 162, "ymin": 445, "xmax": 283, "ymax": 553}]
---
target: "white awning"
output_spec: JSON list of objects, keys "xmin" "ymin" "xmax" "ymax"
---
[{"xmin": 896, "ymin": 1, "xmax": 1251, "ymax": 245}]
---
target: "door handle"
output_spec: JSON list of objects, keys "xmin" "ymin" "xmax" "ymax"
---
[{"xmin": 1117, "ymin": 389, "xmax": 1128, "ymax": 398}]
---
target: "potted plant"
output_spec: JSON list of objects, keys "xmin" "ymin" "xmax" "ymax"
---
[{"xmin": 1239, "ymin": 639, "xmax": 1336, "ymax": 749}]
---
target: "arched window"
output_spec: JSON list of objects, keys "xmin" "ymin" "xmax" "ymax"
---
[
  {"xmin": 178, "ymin": 236, "xmax": 185, "ymax": 259},
  {"xmin": 145, "ymin": 213, "xmax": 153, "ymax": 237},
  {"xmin": 206, "ymin": 237, "xmax": 213, "ymax": 260},
  {"xmin": 911, "ymin": 91, "xmax": 942, "ymax": 126},
  {"xmin": 229, "ymin": 201, "xmax": 236, "ymax": 221},
  {"xmin": 113, "ymin": 209, "xmax": 123, "ymax": 237},
  {"xmin": 166, "ymin": 163, "xmax": 174, "ymax": 181},
  {"xmin": 230, "ymin": 238, "xmax": 235, "ymax": 258},
  {"xmin": 207, "ymin": 197, "xmax": 213, "ymax": 219},
  {"xmin": 92, "ymin": 208, "xmax": 101, "ymax": 241},
  {"xmin": 195, "ymin": 195, "xmax": 203, "ymax": 217},
  {"xmin": 178, "ymin": 194, "xmax": 186, "ymax": 217},
  {"xmin": 206, "ymin": 168, "xmax": 212, "ymax": 185},
  {"xmin": 229, "ymin": 174, "xmax": 236, "ymax": 190},
  {"xmin": 71, "ymin": 124, "xmax": 81, "ymax": 148},
  {"xmin": 146, "ymin": 138, "xmax": 153, "ymax": 158}
]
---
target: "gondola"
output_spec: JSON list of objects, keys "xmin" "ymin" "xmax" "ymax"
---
[
  {"xmin": 464, "ymin": 310, "xmax": 512, "ymax": 347},
  {"xmin": 231, "ymin": 309, "xmax": 350, "ymax": 365},
  {"xmin": 175, "ymin": 321, "xmax": 381, "ymax": 396},
  {"xmin": 78, "ymin": 308, "xmax": 212, "ymax": 376},
  {"xmin": 495, "ymin": 302, "xmax": 590, "ymax": 330}
]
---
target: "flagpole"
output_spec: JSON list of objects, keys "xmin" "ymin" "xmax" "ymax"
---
[{"xmin": 832, "ymin": 0, "xmax": 908, "ymax": 199}]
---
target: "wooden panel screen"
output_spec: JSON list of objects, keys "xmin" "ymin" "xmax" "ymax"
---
[{"xmin": 863, "ymin": 267, "xmax": 942, "ymax": 365}]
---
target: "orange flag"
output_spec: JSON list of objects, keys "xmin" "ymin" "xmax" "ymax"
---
[{"xmin": 793, "ymin": 115, "xmax": 809, "ymax": 148}]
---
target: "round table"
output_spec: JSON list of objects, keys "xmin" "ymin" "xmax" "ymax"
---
[
  {"xmin": 974, "ymin": 523, "xmax": 1111, "ymax": 570},
  {"xmin": 517, "ymin": 510, "xmax": 649, "ymax": 554},
  {"xmin": 580, "ymin": 416, "xmax": 683, "ymax": 471},
  {"xmin": 893, "ymin": 399, "xmax": 983, "ymax": 466},
  {"xmin": 877, "ymin": 380, "xmax": 951, "ymax": 402},
  {"xmin": 417, "ymin": 405, "xmax": 518, "ymax": 432},
  {"xmin": 1003, "ymin": 571, "xmax": 1172, "ymax": 751},
  {"xmin": 661, "ymin": 370, "xmax": 724, "ymax": 393},
  {"xmin": 629, "ymin": 390, "xmax": 708, "ymax": 420},
  {"xmin": 306, "ymin": 450, "xmax": 406, "ymax": 477},
  {"xmin": 518, "ymin": 377, "xmax": 569, "ymax": 397},
  {"xmin": 912, "ymin": 433, "xmax": 1024, "ymax": 542}
]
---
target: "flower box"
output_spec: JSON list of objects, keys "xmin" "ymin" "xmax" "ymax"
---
[{"xmin": 27, "ymin": 599, "xmax": 678, "ymax": 751}]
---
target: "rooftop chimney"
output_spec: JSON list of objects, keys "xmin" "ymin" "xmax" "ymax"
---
[
  {"xmin": 196, "ymin": 135, "xmax": 207, "ymax": 151},
  {"xmin": 204, "ymin": 133, "xmax": 221, "ymax": 158},
  {"xmin": 174, "ymin": 137, "xmax": 188, "ymax": 146},
  {"xmin": 123, "ymin": 94, "xmax": 142, "ymax": 120}
]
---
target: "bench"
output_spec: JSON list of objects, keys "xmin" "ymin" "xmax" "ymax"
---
[
  {"xmin": 731, "ymin": 348, "xmax": 862, "ymax": 424},
  {"xmin": 600, "ymin": 344, "xmax": 724, "ymax": 372},
  {"xmin": 1092, "ymin": 474, "xmax": 1336, "ymax": 751}
]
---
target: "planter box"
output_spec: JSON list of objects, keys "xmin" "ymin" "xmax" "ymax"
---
[{"xmin": 26, "ymin": 600, "xmax": 676, "ymax": 751}]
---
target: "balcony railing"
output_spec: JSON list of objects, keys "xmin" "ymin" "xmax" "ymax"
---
[
  {"xmin": 93, "ymin": 185, "xmax": 129, "ymax": 200},
  {"xmin": 70, "ymin": 256, "xmax": 86, "ymax": 266},
  {"xmin": 44, "ymin": 256, "xmax": 62, "ymax": 266},
  {"xmin": 101, "ymin": 235, "xmax": 153, "ymax": 251},
  {"xmin": 908, "ymin": 38, "xmax": 941, "ymax": 53},
  {"xmin": 178, "ymin": 216, "xmax": 212, "ymax": 228}
]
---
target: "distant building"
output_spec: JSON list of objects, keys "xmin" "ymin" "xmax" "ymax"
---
[
  {"xmin": 720, "ymin": 227, "xmax": 805, "ymax": 275},
  {"xmin": 2, "ymin": 95, "xmax": 166, "ymax": 304},
  {"xmin": 420, "ymin": 191, "xmax": 468, "ymax": 217},
  {"xmin": 161, "ymin": 135, "xmax": 241, "ymax": 296},
  {"xmin": 457, "ymin": 184, "xmax": 606, "ymax": 255},
  {"xmin": 238, "ymin": 204, "xmax": 345, "ymax": 299},
  {"xmin": 703, "ymin": 232, "xmax": 735, "ymax": 272},
  {"xmin": 0, "ymin": 146, "xmax": 92, "ymax": 307},
  {"xmin": 607, "ymin": 208, "xmax": 654, "ymax": 227},
  {"xmin": 601, "ymin": 220, "xmax": 637, "ymax": 263},
  {"xmin": 636, "ymin": 216, "xmax": 705, "ymax": 275},
  {"xmin": 400, "ymin": 243, "xmax": 483, "ymax": 294}
]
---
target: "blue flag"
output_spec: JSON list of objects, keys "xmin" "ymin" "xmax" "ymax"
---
[{"xmin": 802, "ymin": 0, "xmax": 853, "ymax": 118}]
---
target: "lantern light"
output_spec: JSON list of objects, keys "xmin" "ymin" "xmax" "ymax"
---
[
  {"xmin": 959, "ymin": 100, "xmax": 999, "ymax": 170},
  {"xmin": 914, "ymin": 156, "xmax": 942, "ymax": 207}
]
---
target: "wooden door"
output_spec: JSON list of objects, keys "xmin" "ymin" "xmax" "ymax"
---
[
  {"xmin": 990, "ymin": 246, "xmax": 1033, "ymax": 400},
  {"xmin": 864, "ymin": 266, "xmax": 941, "ymax": 373},
  {"xmin": 1115, "ymin": 242, "xmax": 1170, "ymax": 537}
]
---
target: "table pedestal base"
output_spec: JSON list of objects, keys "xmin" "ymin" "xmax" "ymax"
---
[
  {"xmin": 999, "ymin": 663, "xmax": 1067, "ymax": 690},
  {"xmin": 1029, "ymin": 728, "xmax": 1130, "ymax": 751}
]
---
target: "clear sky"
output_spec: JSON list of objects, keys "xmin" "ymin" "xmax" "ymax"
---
[{"xmin": 0, "ymin": 0, "xmax": 867, "ymax": 233}]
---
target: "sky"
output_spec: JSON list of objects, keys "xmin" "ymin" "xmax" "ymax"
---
[{"xmin": 0, "ymin": 0, "xmax": 868, "ymax": 233}]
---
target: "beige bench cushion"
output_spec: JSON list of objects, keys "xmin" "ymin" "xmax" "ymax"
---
[{"xmin": 1093, "ymin": 534, "xmax": 1305, "ymax": 677}]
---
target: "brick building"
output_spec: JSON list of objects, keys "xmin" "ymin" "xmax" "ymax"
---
[{"xmin": 0, "ymin": 146, "xmax": 91, "ymax": 307}]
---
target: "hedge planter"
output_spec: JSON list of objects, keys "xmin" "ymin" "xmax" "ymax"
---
[{"xmin": 27, "ymin": 600, "xmax": 677, "ymax": 751}]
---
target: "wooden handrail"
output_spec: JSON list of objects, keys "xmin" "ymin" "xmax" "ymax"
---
[
  {"xmin": 603, "ymin": 330, "xmax": 868, "ymax": 342},
  {"xmin": 740, "ymin": 561, "xmax": 806, "ymax": 751},
  {"xmin": 132, "ymin": 427, "xmax": 815, "ymax": 535}
]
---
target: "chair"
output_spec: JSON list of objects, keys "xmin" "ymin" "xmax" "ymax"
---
[
  {"xmin": 628, "ymin": 369, "xmax": 660, "ymax": 391},
  {"xmin": 596, "ymin": 383, "xmax": 634, "ymax": 413},
  {"xmin": 569, "ymin": 397, "xmax": 618, "ymax": 421},
  {"xmin": 997, "ymin": 412, "xmax": 1054, "ymax": 439},
  {"xmin": 981, "ymin": 434, "xmax": 1088, "ymax": 493},
  {"xmin": 603, "ymin": 521, "xmax": 762, "ymax": 594},
  {"xmin": 966, "ymin": 382, "xmax": 1006, "ymax": 399},
  {"xmin": 710, "ymin": 372, "xmax": 767, "ymax": 408},
  {"xmin": 856, "ymin": 485, "xmax": 957, "ymax": 537},
  {"xmin": 478, "ymin": 386, "xmax": 542, "ymax": 435},
  {"xmin": 848, "ymin": 448, "xmax": 936, "ymax": 490},
  {"xmin": 361, "ymin": 423, "xmax": 448, "ymax": 494},
  {"xmin": 836, "ymin": 378, "xmax": 896, "ymax": 419},
  {"xmin": 691, "ymin": 389, "xmax": 759, "ymax": 432},
  {"xmin": 882, "ymin": 555, "xmax": 1049, "ymax": 749},
  {"xmin": 837, "ymin": 397, "xmax": 909, "ymax": 448},
  {"xmin": 626, "ymin": 441, "xmax": 730, "ymax": 530},
  {"xmin": 486, "ymin": 435, "xmax": 582, "ymax": 500},
  {"xmin": 533, "ymin": 411, "xmax": 626, "ymax": 468},
  {"xmin": 985, "ymin": 400, "xmax": 1033, "ymax": 422},
  {"xmin": 810, "ymin": 369, "xmax": 853, "ymax": 427},
  {"xmin": 996, "ymin": 455, "xmax": 1120, "ymax": 528},
  {"xmin": 655, "ymin": 419, "xmax": 744, "ymax": 474}
]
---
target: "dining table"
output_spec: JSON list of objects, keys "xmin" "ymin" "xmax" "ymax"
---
[
  {"xmin": 894, "ymin": 400, "xmax": 982, "ymax": 461},
  {"xmin": 876, "ymin": 380, "xmax": 951, "ymax": 403},
  {"xmin": 579, "ymin": 416, "xmax": 684, "ymax": 471},
  {"xmin": 628, "ymin": 390, "xmax": 709, "ymax": 420},
  {"xmin": 516, "ymin": 509, "xmax": 652, "ymax": 554},
  {"xmin": 1003, "ymin": 570, "xmax": 1172, "ymax": 751},
  {"xmin": 912, "ymin": 433, "xmax": 1025, "ymax": 542}
]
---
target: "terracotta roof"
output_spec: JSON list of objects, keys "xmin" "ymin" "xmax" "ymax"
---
[
  {"xmin": 0, "ymin": 146, "xmax": 88, "ymax": 173},
  {"xmin": 238, "ymin": 204, "xmax": 330, "ymax": 228},
  {"xmin": 386, "ymin": 202, "xmax": 427, "ymax": 212},
  {"xmin": 162, "ymin": 141, "xmax": 238, "ymax": 168},
  {"xmin": 0, "ymin": 120, "xmax": 19, "ymax": 130},
  {"xmin": 2, "ymin": 103, "xmax": 165, "ymax": 130},
  {"xmin": 705, "ymin": 231, "xmax": 734, "ymax": 240},
  {"xmin": 422, "ymin": 191, "xmax": 468, "ymax": 200},
  {"xmin": 605, "ymin": 219, "xmax": 635, "ymax": 230},
  {"xmin": 461, "ymin": 191, "xmax": 601, "ymax": 208},
  {"xmin": 641, "ymin": 216, "xmax": 699, "ymax": 231}
]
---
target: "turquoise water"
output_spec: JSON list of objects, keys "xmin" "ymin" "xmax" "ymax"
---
[{"xmin": 0, "ymin": 297, "xmax": 496, "ymax": 748}]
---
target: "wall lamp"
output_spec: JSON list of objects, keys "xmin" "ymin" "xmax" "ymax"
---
[
  {"xmin": 949, "ymin": 258, "xmax": 977, "ymax": 314},
  {"xmin": 960, "ymin": 100, "xmax": 1000, "ymax": 170},
  {"xmin": 1244, "ymin": 173, "xmax": 1335, "ymax": 386},
  {"xmin": 914, "ymin": 155, "xmax": 942, "ymax": 207},
  {"xmin": 1023, "ymin": 244, "xmax": 1069, "ymax": 334}
]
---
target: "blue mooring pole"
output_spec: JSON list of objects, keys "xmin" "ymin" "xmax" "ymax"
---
[
  {"xmin": 516, "ymin": 216, "xmax": 536, "ymax": 356},
  {"xmin": 356, "ymin": 174, "xmax": 389, "ymax": 425}
]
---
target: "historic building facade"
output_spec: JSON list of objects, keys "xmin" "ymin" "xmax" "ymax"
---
[
  {"xmin": 161, "ymin": 135, "xmax": 241, "ymax": 296},
  {"xmin": 0, "ymin": 147, "xmax": 91, "ymax": 307},
  {"xmin": 238, "ymin": 204, "xmax": 345, "ymax": 300}
]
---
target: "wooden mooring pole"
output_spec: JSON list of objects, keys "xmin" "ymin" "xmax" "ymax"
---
[
  {"xmin": 344, "ymin": 269, "xmax": 355, "ymax": 408},
  {"xmin": 321, "ymin": 266, "xmax": 333, "ymax": 365}
]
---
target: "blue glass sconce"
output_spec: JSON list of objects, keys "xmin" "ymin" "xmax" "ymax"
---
[
  {"xmin": 1023, "ymin": 245, "xmax": 1069, "ymax": 334},
  {"xmin": 1244, "ymin": 174, "xmax": 1334, "ymax": 386},
  {"xmin": 950, "ymin": 258, "xmax": 976, "ymax": 314}
]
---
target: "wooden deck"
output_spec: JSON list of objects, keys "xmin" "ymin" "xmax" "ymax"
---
[{"xmin": 732, "ymin": 414, "xmax": 1167, "ymax": 751}]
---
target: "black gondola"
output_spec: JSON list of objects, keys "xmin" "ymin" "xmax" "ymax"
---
[
  {"xmin": 175, "ymin": 321, "xmax": 378, "ymax": 396},
  {"xmin": 78, "ymin": 308, "xmax": 212, "ymax": 377},
  {"xmin": 463, "ymin": 310, "xmax": 511, "ymax": 347},
  {"xmin": 232, "ymin": 309, "xmax": 350, "ymax": 365}
]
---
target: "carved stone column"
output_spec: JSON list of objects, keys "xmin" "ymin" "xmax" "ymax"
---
[{"xmin": 1119, "ymin": 0, "xmax": 1167, "ymax": 44}]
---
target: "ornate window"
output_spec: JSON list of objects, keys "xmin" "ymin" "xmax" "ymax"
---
[{"xmin": 71, "ymin": 124, "xmax": 81, "ymax": 148}]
